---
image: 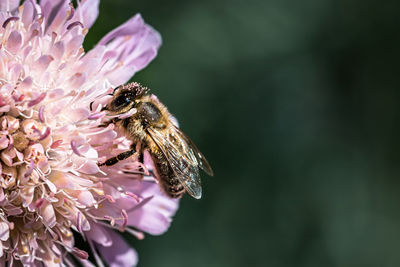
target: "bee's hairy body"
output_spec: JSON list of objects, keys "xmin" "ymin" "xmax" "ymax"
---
[
  {"xmin": 99, "ymin": 82, "xmax": 213, "ymax": 199},
  {"xmin": 119, "ymin": 95, "xmax": 185, "ymax": 198}
]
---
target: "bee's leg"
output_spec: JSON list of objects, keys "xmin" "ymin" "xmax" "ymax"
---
[
  {"xmin": 98, "ymin": 147, "xmax": 137, "ymax": 167},
  {"xmin": 98, "ymin": 117, "xmax": 121, "ymax": 128}
]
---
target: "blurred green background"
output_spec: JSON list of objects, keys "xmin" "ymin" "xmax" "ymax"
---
[{"xmin": 85, "ymin": 0, "xmax": 400, "ymax": 266}]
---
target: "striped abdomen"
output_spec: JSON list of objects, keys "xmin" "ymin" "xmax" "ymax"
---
[{"xmin": 151, "ymin": 150, "xmax": 185, "ymax": 198}]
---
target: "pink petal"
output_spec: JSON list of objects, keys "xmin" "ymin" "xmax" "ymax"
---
[
  {"xmin": 143, "ymin": 150, "xmax": 157, "ymax": 173},
  {"xmin": 40, "ymin": 0, "xmax": 63, "ymax": 20},
  {"xmin": 10, "ymin": 63, "xmax": 22, "ymax": 82},
  {"xmin": 0, "ymin": 0, "xmax": 20, "ymax": 12},
  {"xmin": 99, "ymin": 14, "xmax": 145, "ymax": 45},
  {"xmin": 34, "ymin": 55, "xmax": 54, "ymax": 73},
  {"xmin": 19, "ymin": 76, "xmax": 33, "ymax": 90},
  {"xmin": 0, "ymin": 222, "xmax": 9, "ymax": 241},
  {"xmin": 0, "ymin": 188, "xmax": 4, "ymax": 202},
  {"xmin": 6, "ymin": 31, "xmax": 22, "ymax": 54},
  {"xmin": 21, "ymin": 0, "xmax": 36, "ymax": 27},
  {"xmin": 20, "ymin": 185, "xmax": 34, "ymax": 207},
  {"xmin": 127, "ymin": 181, "xmax": 179, "ymax": 235},
  {"xmin": 40, "ymin": 202, "xmax": 56, "ymax": 228},
  {"xmin": 50, "ymin": 171, "xmax": 94, "ymax": 190},
  {"xmin": 79, "ymin": 144, "xmax": 98, "ymax": 158},
  {"xmin": 0, "ymin": 136, "xmax": 8, "ymax": 150},
  {"xmin": 48, "ymin": 88, "xmax": 64, "ymax": 99},
  {"xmin": 96, "ymin": 14, "xmax": 161, "ymax": 85},
  {"xmin": 68, "ymin": 108, "xmax": 90, "ymax": 122},
  {"xmin": 76, "ymin": 159, "xmax": 100, "ymax": 174},
  {"xmin": 77, "ymin": 190, "xmax": 95, "ymax": 207},
  {"xmin": 77, "ymin": 212, "xmax": 91, "ymax": 232},
  {"xmin": 6, "ymin": 206, "xmax": 22, "ymax": 216},
  {"xmin": 66, "ymin": 34, "xmax": 84, "ymax": 55},
  {"xmin": 45, "ymin": 179, "xmax": 57, "ymax": 194},
  {"xmin": 41, "ymin": 0, "xmax": 70, "ymax": 33},
  {"xmin": 89, "ymin": 129, "xmax": 117, "ymax": 144},
  {"xmin": 86, "ymin": 223, "xmax": 112, "ymax": 247},
  {"xmin": 68, "ymin": 72, "xmax": 87, "ymax": 88},
  {"xmin": 1, "ymin": 149, "xmax": 13, "ymax": 167},
  {"xmin": 77, "ymin": 57, "xmax": 102, "ymax": 77},
  {"xmin": 73, "ymin": 0, "xmax": 100, "ymax": 29},
  {"xmin": 0, "ymin": 106, "xmax": 10, "ymax": 113},
  {"xmin": 97, "ymin": 229, "xmax": 138, "ymax": 267},
  {"xmin": 51, "ymin": 41, "xmax": 65, "ymax": 60}
]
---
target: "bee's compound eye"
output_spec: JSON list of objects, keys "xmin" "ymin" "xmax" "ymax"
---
[{"xmin": 112, "ymin": 93, "xmax": 131, "ymax": 108}]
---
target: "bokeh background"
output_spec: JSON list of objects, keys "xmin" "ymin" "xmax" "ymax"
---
[{"xmin": 85, "ymin": 0, "xmax": 400, "ymax": 266}]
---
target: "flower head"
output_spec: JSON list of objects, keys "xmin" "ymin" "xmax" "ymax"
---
[{"xmin": 0, "ymin": 0, "xmax": 179, "ymax": 266}]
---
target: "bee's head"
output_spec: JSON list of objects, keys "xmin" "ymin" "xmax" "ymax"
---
[{"xmin": 103, "ymin": 82, "xmax": 149, "ymax": 114}]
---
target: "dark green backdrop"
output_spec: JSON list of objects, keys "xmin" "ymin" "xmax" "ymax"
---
[{"xmin": 85, "ymin": 0, "xmax": 400, "ymax": 266}]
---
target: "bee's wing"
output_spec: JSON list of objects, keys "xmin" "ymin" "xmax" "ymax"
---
[
  {"xmin": 172, "ymin": 125, "xmax": 214, "ymax": 176},
  {"xmin": 146, "ymin": 127, "xmax": 203, "ymax": 199}
]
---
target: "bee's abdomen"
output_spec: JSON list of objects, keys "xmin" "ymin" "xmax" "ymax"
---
[{"xmin": 152, "ymin": 151, "xmax": 185, "ymax": 198}]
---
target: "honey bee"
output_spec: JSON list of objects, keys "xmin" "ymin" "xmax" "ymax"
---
[{"xmin": 98, "ymin": 82, "xmax": 213, "ymax": 199}]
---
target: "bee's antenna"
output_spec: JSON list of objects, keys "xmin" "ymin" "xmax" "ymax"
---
[{"xmin": 89, "ymin": 101, "xmax": 94, "ymax": 111}]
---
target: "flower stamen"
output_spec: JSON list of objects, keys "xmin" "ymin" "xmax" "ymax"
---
[
  {"xmin": 27, "ymin": 93, "xmax": 46, "ymax": 107},
  {"xmin": 2, "ymin": 17, "xmax": 19, "ymax": 29}
]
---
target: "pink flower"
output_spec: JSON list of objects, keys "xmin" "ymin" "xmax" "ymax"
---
[{"xmin": 0, "ymin": 0, "xmax": 179, "ymax": 266}]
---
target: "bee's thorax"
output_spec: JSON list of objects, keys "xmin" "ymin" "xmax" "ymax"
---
[{"xmin": 136, "ymin": 101, "xmax": 163, "ymax": 125}]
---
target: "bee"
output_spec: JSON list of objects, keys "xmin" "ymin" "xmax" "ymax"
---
[{"xmin": 97, "ymin": 82, "xmax": 213, "ymax": 199}]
